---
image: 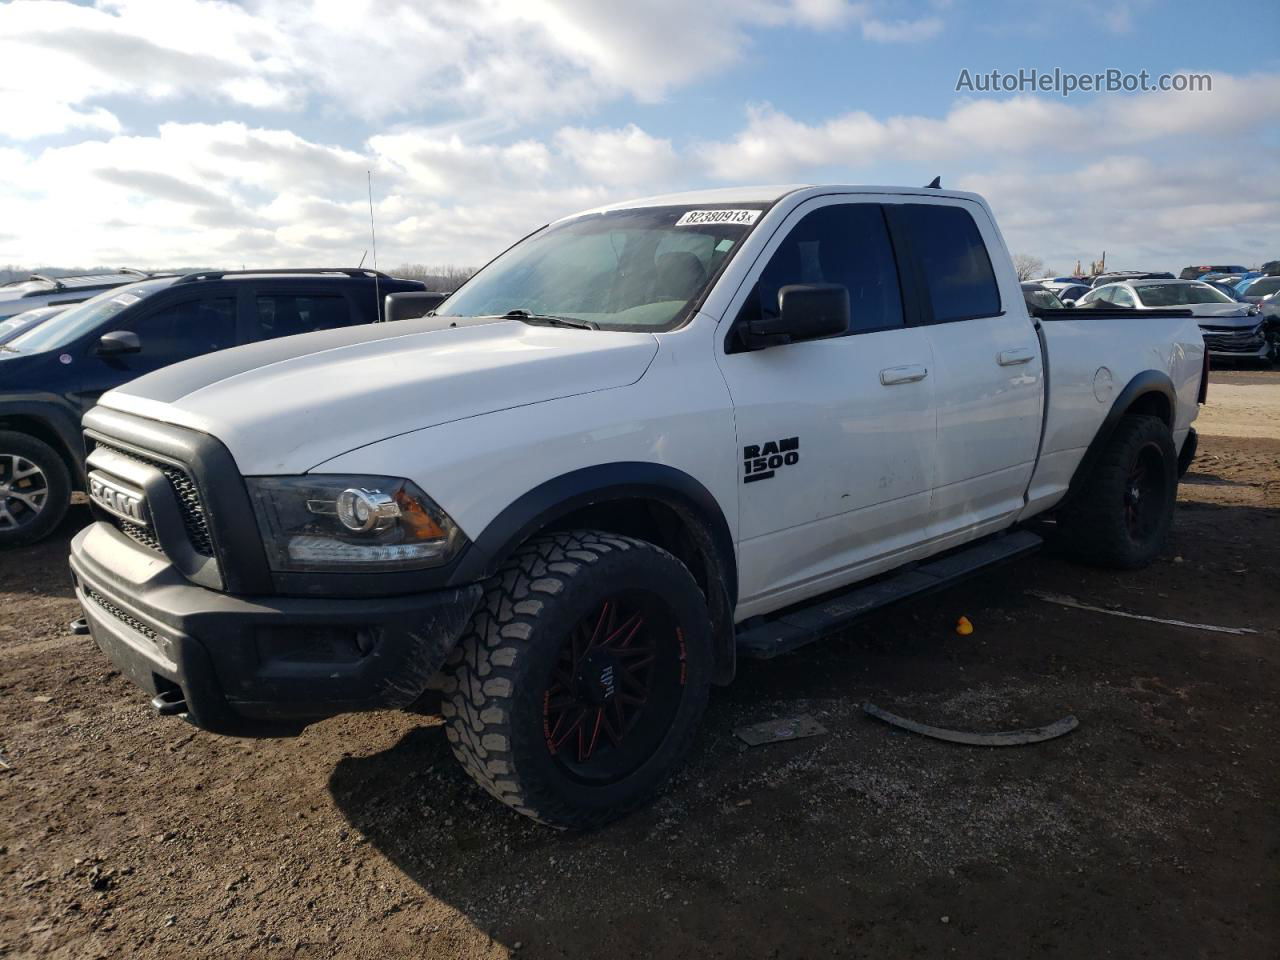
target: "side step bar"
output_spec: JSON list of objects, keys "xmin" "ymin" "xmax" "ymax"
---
[{"xmin": 736, "ymin": 530, "xmax": 1042, "ymax": 660}]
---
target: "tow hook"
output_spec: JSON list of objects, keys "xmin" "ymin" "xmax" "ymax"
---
[{"xmin": 150, "ymin": 689, "xmax": 188, "ymax": 717}]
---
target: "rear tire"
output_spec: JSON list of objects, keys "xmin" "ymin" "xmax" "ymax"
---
[
  {"xmin": 0, "ymin": 431, "xmax": 71, "ymax": 548},
  {"xmin": 438, "ymin": 530, "xmax": 713, "ymax": 829},
  {"xmin": 1058, "ymin": 415, "xmax": 1177, "ymax": 569}
]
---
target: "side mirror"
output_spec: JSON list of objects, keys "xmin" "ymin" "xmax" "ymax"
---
[
  {"xmin": 1061, "ymin": 299, "xmax": 1076, "ymax": 308},
  {"xmin": 96, "ymin": 330, "xmax": 141, "ymax": 355},
  {"xmin": 383, "ymin": 291, "xmax": 449, "ymax": 323},
  {"xmin": 746, "ymin": 283, "xmax": 850, "ymax": 349}
]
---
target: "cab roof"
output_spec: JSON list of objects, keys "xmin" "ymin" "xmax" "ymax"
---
[{"xmin": 560, "ymin": 184, "xmax": 989, "ymax": 223}]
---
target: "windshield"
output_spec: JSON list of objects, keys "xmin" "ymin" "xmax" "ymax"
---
[
  {"xmin": 1134, "ymin": 283, "xmax": 1232, "ymax": 307},
  {"xmin": 436, "ymin": 205, "xmax": 766, "ymax": 331},
  {"xmin": 6, "ymin": 278, "xmax": 176, "ymax": 353},
  {"xmin": 0, "ymin": 307, "xmax": 58, "ymax": 341}
]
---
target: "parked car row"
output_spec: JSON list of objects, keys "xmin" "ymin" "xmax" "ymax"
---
[
  {"xmin": 0, "ymin": 268, "xmax": 430, "ymax": 546},
  {"xmin": 1026, "ymin": 262, "xmax": 1280, "ymax": 365}
]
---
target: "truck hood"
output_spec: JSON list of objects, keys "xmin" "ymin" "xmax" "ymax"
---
[
  {"xmin": 1194, "ymin": 313, "xmax": 1261, "ymax": 330},
  {"xmin": 1180, "ymin": 302, "xmax": 1253, "ymax": 319},
  {"xmin": 102, "ymin": 319, "xmax": 658, "ymax": 474}
]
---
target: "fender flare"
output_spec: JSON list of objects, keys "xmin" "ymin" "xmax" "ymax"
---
[
  {"xmin": 0, "ymin": 395, "xmax": 87, "ymax": 484},
  {"xmin": 1063, "ymin": 369, "xmax": 1176, "ymax": 503},
  {"xmin": 449, "ymin": 462, "xmax": 737, "ymax": 605},
  {"xmin": 446, "ymin": 463, "xmax": 739, "ymax": 683}
]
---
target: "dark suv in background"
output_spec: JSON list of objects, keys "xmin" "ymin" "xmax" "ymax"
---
[{"xmin": 0, "ymin": 268, "xmax": 425, "ymax": 546}]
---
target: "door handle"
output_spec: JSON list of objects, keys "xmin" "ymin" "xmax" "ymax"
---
[
  {"xmin": 997, "ymin": 347, "xmax": 1035, "ymax": 366},
  {"xmin": 879, "ymin": 364, "xmax": 929, "ymax": 385}
]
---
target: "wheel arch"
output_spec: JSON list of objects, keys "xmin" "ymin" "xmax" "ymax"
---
[
  {"xmin": 450, "ymin": 463, "xmax": 739, "ymax": 685},
  {"xmin": 0, "ymin": 403, "xmax": 85, "ymax": 486},
  {"xmin": 1063, "ymin": 369, "xmax": 1176, "ymax": 505}
]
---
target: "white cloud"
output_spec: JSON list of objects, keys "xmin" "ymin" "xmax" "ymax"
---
[
  {"xmin": 0, "ymin": 0, "xmax": 881, "ymax": 140},
  {"xmin": 554, "ymin": 125, "xmax": 680, "ymax": 186},
  {"xmin": 861, "ymin": 16, "xmax": 943, "ymax": 43},
  {"xmin": 699, "ymin": 72, "xmax": 1280, "ymax": 181}
]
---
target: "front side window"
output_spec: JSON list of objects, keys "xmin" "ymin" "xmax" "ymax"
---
[
  {"xmin": 898, "ymin": 204, "xmax": 1001, "ymax": 322},
  {"xmin": 1134, "ymin": 283, "xmax": 1233, "ymax": 307},
  {"xmin": 123, "ymin": 298, "xmax": 236, "ymax": 363},
  {"xmin": 255, "ymin": 294, "xmax": 354, "ymax": 339},
  {"xmin": 1111, "ymin": 287, "xmax": 1136, "ymax": 307},
  {"xmin": 737, "ymin": 203, "xmax": 904, "ymax": 336},
  {"xmin": 437, "ymin": 205, "xmax": 763, "ymax": 331}
]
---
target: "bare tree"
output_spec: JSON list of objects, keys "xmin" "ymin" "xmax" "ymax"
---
[
  {"xmin": 1012, "ymin": 254, "xmax": 1047, "ymax": 282},
  {"xmin": 391, "ymin": 264, "xmax": 475, "ymax": 291}
]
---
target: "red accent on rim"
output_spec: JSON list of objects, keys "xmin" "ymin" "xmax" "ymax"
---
[{"xmin": 542, "ymin": 595, "xmax": 674, "ymax": 774}]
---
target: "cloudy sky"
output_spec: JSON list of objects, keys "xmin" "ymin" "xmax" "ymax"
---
[{"xmin": 1, "ymin": 0, "xmax": 1277, "ymax": 275}]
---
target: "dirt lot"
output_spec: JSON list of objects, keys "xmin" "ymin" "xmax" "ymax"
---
[{"xmin": 3, "ymin": 369, "xmax": 1278, "ymax": 959}]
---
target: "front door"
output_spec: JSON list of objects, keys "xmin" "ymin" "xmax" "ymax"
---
[
  {"xmin": 716, "ymin": 199, "xmax": 937, "ymax": 618},
  {"xmin": 73, "ymin": 295, "xmax": 237, "ymax": 414}
]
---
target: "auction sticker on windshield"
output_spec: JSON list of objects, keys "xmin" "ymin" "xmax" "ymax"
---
[{"xmin": 675, "ymin": 209, "xmax": 761, "ymax": 227}]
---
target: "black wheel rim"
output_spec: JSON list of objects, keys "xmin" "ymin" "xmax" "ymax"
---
[
  {"xmin": 0, "ymin": 454, "xmax": 49, "ymax": 531},
  {"xmin": 1123, "ymin": 441, "xmax": 1168, "ymax": 542},
  {"xmin": 541, "ymin": 591, "xmax": 687, "ymax": 785}
]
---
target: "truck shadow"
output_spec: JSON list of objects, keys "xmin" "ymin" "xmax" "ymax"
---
[{"xmin": 325, "ymin": 498, "xmax": 1278, "ymax": 956}]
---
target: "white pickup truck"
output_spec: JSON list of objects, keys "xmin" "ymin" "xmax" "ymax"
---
[{"xmin": 69, "ymin": 185, "xmax": 1207, "ymax": 828}]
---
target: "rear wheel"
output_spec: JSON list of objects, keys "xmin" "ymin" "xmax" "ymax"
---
[
  {"xmin": 0, "ymin": 431, "xmax": 71, "ymax": 548},
  {"xmin": 438, "ymin": 530, "xmax": 713, "ymax": 829},
  {"xmin": 1059, "ymin": 414, "xmax": 1177, "ymax": 569}
]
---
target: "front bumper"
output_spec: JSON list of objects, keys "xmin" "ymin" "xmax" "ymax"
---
[{"xmin": 70, "ymin": 521, "xmax": 482, "ymax": 736}]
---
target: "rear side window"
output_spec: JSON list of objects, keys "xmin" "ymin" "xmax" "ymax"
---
[
  {"xmin": 743, "ymin": 203, "xmax": 904, "ymax": 335},
  {"xmin": 255, "ymin": 294, "xmax": 355, "ymax": 339},
  {"xmin": 125, "ymin": 298, "xmax": 235, "ymax": 362},
  {"xmin": 900, "ymin": 204, "xmax": 1001, "ymax": 322}
]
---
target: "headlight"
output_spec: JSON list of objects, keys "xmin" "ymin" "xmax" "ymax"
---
[{"xmin": 246, "ymin": 475, "xmax": 465, "ymax": 572}]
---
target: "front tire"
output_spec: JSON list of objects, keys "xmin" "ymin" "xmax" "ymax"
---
[
  {"xmin": 439, "ymin": 530, "xmax": 713, "ymax": 829},
  {"xmin": 0, "ymin": 431, "xmax": 71, "ymax": 548},
  {"xmin": 1059, "ymin": 414, "xmax": 1177, "ymax": 569}
]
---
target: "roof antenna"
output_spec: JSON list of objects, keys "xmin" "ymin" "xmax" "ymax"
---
[
  {"xmin": 357, "ymin": 249, "xmax": 367, "ymax": 269},
  {"xmin": 366, "ymin": 170, "xmax": 381, "ymax": 321},
  {"xmin": 925, "ymin": 176, "xmax": 941, "ymax": 189}
]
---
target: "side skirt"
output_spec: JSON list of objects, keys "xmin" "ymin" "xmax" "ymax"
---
[{"xmin": 735, "ymin": 529, "xmax": 1042, "ymax": 659}]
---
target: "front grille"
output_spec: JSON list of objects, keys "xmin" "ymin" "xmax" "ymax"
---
[
  {"xmin": 1203, "ymin": 329, "xmax": 1264, "ymax": 353},
  {"xmin": 119, "ymin": 519, "xmax": 162, "ymax": 553},
  {"xmin": 85, "ymin": 587, "xmax": 159, "ymax": 642},
  {"xmin": 95, "ymin": 442, "xmax": 214, "ymax": 556}
]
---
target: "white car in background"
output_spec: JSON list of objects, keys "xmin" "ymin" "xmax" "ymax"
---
[
  {"xmin": 1075, "ymin": 278, "xmax": 1268, "ymax": 362},
  {"xmin": 0, "ymin": 270, "xmax": 155, "ymax": 322}
]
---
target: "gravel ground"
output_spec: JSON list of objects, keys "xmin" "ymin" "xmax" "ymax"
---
[{"xmin": 2, "ymin": 369, "xmax": 1278, "ymax": 959}]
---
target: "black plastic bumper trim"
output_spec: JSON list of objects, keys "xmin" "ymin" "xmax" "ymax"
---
[{"xmin": 70, "ymin": 522, "xmax": 482, "ymax": 736}]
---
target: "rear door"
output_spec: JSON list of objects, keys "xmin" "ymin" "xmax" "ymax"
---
[
  {"xmin": 716, "ymin": 197, "xmax": 937, "ymax": 616},
  {"xmin": 887, "ymin": 200, "xmax": 1043, "ymax": 543},
  {"xmin": 245, "ymin": 283, "xmax": 368, "ymax": 344}
]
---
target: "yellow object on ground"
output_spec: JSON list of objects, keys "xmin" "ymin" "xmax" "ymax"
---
[{"xmin": 955, "ymin": 616, "xmax": 974, "ymax": 636}]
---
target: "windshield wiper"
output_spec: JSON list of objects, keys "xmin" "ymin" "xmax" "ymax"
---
[{"xmin": 500, "ymin": 309, "xmax": 597, "ymax": 330}]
